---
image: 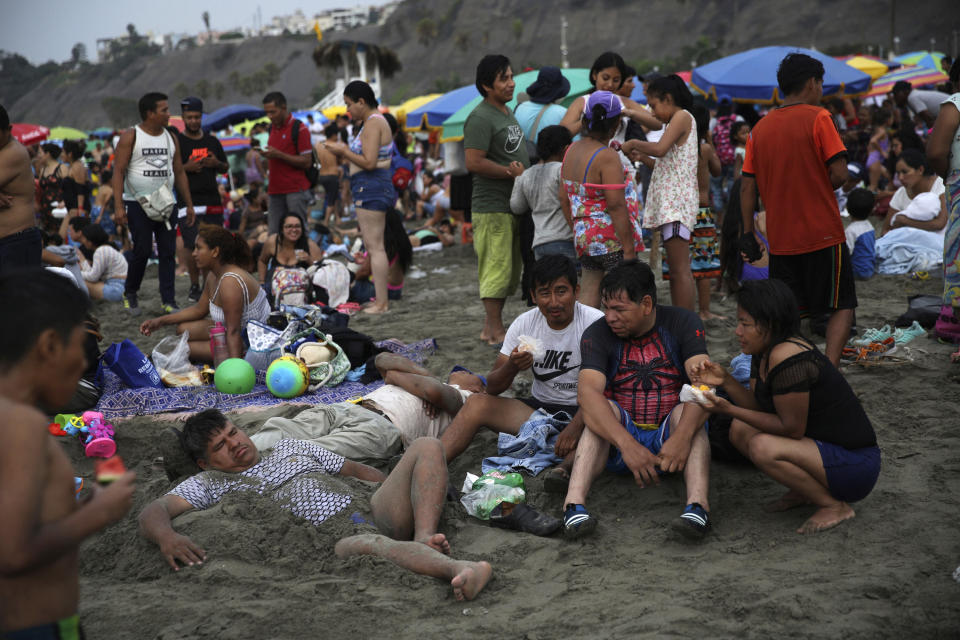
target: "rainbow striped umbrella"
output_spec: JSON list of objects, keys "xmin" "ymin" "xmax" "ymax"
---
[
  {"xmin": 218, "ymin": 135, "xmax": 251, "ymax": 153},
  {"xmin": 865, "ymin": 64, "xmax": 950, "ymax": 97},
  {"xmin": 894, "ymin": 51, "xmax": 946, "ymax": 72}
]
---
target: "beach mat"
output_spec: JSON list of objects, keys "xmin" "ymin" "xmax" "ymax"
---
[{"xmin": 95, "ymin": 338, "xmax": 437, "ymax": 421}]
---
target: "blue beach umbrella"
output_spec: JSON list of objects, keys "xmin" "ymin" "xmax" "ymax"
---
[
  {"xmin": 690, "ymin": 46, "xmax": 872, "ymax": 104},
  {"xmin": 202, "ymin": 104, "xmax": 267, "ymax": 132},
  {"xmin": 405, "ymin": 84, "xmax": 480, "ymax": 130},
  {"xmin": 894, "ymin": 51, "xmax": 946, "ymax": 72}
]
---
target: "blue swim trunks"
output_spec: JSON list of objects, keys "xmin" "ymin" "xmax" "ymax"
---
[
  {"xmin": 815, "ymin": 441, "xmax": 881, "ymax": 503},
  {"xmin": 605, "ymin": 404, "xmax": 672, "ymax": 474}
]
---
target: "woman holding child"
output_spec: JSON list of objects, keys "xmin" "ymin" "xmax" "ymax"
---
[
  {"xmin": 692, "ymin": 279, "xmax": 880, "ymax": 534},
  {"xmin": 140, "ymin": 225, "xmax": 270, "ymax": 363}
]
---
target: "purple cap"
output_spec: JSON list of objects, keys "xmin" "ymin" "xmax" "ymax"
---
[{"xmin": 583, "ymin": 91, "xmax": 622, "ymax": 120}]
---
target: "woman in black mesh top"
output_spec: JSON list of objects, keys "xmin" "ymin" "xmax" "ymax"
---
[{"xmin": 691, "ymin": 279, "xmax": 880, "ymax": 535}]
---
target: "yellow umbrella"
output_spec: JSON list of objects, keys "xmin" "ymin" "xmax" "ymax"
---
[
  {"xmin": 234, "ymin": 116, "xmax": 269, "ymax": 135},
  {"xmin": 840, "ymin": 56, "xmax": 890, "ymax": 81},
  {"xmin": 322, "ymin": 105, "xmax": 348, "ymax": 120},
  {"xmin": 394, "ymin": 94, "xmax": 442, "ymax": 131},
  {"xmin": 48, "ymin": 126, "xmax": 87, "ymax": 140}
]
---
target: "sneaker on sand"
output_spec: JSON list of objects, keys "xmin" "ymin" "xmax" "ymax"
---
[
  {"xmin": 187, "ymin": 284, "xmax": 202, "ymax": 303},
  {"xmin": 160, "ymin": 302, "xmax": 180, "ymax": 314},
  {"xmin": 123, "ymin": 293, "xmax": 141, "ymax": 317},
  {"xmin": 562, "ymin": 503, "xmax": 597, "ymax": 540},
  {"xmin": 893, "ymin": 320, "xmax": 927, "ymax": 345},
  {"xmin": 490, "ymin": 503, "xmax": 560, "ymax": 537},
  {"xmin": 672, "ymin": 502, "xmax": 711, "ymax": 540}
]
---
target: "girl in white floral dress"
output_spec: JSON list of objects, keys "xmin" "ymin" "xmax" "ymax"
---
[{"xmin": 623, "ymin": 75, "xmax": 699, "ymax": 311}]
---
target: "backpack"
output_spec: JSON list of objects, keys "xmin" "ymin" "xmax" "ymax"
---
[
  {"xmin": 272, "ymin": 119, "xmax": 320, "ymax": 188},
  {"xmin": 390, "ymin": 145, "xmax": 414, "ymax": 191},
  {"xmin": 517, "ymin": 103, "xmax": 550, "ymax": 163},
  {"xmin": 713, "ymin": 115, "xmax": 737, "ymax": 166},
  {"xmin": 271, "ymin": 266, "xmax": 310, "ymax": 308},
  {"xmin": 318, "ymin": 324, "xmax": 384, "ymax": 369}
]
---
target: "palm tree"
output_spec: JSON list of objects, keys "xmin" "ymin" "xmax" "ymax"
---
[
  {"xmin": 202, "ymin": 11, "xmax": 211, "ymax": 36},
  {"xmin": 312, "ymin": 40, "xmax": 402, "ymax": 79}
]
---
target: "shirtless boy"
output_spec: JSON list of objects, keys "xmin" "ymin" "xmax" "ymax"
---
[
  {"xmin": 0, "ymin": 105, "xmax": 43, "ymax": 273},
  {"xmin": 0, "ymin": 269, "xmax": 136, "ymax": 637}
]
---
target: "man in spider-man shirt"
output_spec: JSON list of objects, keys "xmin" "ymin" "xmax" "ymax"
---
[{"xmin": 561, "ymin": 261, "xmax": 713, "ymax": 541}]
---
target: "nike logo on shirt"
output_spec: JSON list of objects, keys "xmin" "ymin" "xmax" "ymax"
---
[{"xmin": 532, "ymin": 365, "xmax": 579, "ymax": 381}]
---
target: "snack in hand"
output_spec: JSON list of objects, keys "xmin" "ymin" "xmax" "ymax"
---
[
  {"xmin": 679, "ymin": 383, "xmax": 715, "ymax": 406},
  {"xmin": 94, "ymin": 456, "xmax": 127, "ymax": 484}
]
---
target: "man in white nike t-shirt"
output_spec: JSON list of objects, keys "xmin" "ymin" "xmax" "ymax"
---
[{"xmin": 440, "ymin": 255, "xmax": 602, "ymax": 482}]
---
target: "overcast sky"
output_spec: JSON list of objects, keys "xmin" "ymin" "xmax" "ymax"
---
[{"xmin": 1, "ymin": 0, "xmax": 391, "ymax": 65}]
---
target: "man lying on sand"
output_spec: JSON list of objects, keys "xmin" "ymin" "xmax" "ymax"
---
[
  {"xmin": 162, "ymin": 353, "xmax": 486, "ymax": 480},
  {"xmin": 562, "ymin": 262, "xmax": 713, "ymax": 541},
  {"xmin": 140, "ymin": 409, "xmax": 492, "ymax": 601},
  {"xmin": 0, "ymin": 270, "xmax": 136, "ymax": 637},
  {"xmin": 440, "ymin": 255, "xmax": 602, "ymax": 491}
]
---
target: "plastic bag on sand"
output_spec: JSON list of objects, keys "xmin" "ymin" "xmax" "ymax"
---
[
  {"xmin": 460, "ymin": 471, "xmax": 526, "ymax": 520},
  {"xmin": 152, "ymin": 332, "xmax": 203, "ymax": 387}
]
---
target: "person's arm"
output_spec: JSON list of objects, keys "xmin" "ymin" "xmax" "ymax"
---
[
  {"xmin": 206, "ymin": 139, "xmax": 230, "ymax": 173},
  {"xmin": 621, "ymin": 99, "xmax": 663, "ymax": 130},
  {"xmin": 553, "ymin": 409, "xmax": 585, "ymax": 458},
  {"xmin": 258, "ymin": 234, "xmax": 276, "ymax": 282},
  {"xmin": 171, "ymin": 136, "xmax": 195, "ymax": 226},
  {"xmin": 485, "ymin": 349, "xmax": 533, "ymax": 396},
  {"xmin": 892, "ymin": 193, "xmax": 949, "ymax": 232},
  {"xmin": 596, "ymin": 151, "xmax": 636, "ymax": 261},
  {"xmin": 339, "ymin": 460, "xmax": 387, "ymax": 483},
  {"xmin": 464, "ymin": 148, "xmax": 523, "ymax": 180},
  {"xmin": 0, "ymin": 407, "xmax": 135, "ymax": 576},
  {"xmin": 374, "ymin": 352, "xmax": 432, "ymax": 379},
  {"xmin": 137, "ymin": 494, "xmax": 206, "ymax": 571},
  {"xmin": 216, "ymin": 276, "xmax": 247, "ymax": 358},
  {"xmin": 237, "ymin": 209, "xmax": 248, "ymax": 235},
  {"xmin": 578, "ymin": 369, "xmax": 660, "ymax": 486},
  {"xmin": 927, "ymin": 102, "xmax": 960, "ymax": 178},
  {"xmin": 307, "ymin": 239, "xmax": 324, "ymax": 262},
  {"xmin": 622, "ymin": 109, "xmax": 692, "ymax": 158},
  {"xmin": 656, "ymin": 352, "xmax": 713, "ymax": 474},
  {"xmin": 827, "ymin": 156, "xmax": 848, "ymax": 190},
  {"xmin": 510, "ymin": 173, "xmax": 529, "ymax": 214},
  {"xmin": 111, "ymin": 129, "xmax": 134, "ymax": 225},
  {"xmin": 80, "ymin": 247, "xmax": 104, "ymax": 282},
  {"xmin": 558, "ymin": 178, "xmax": 574, "ymax": 230},
  {"xmin": 705, "ymin": 142, "xmax": 722, "ymax": 177},
  {"xmin": 689, "ymin": 358, "xmax": 759, "ymax": 410},
  {"xmin": 559, "ymin": 97, "xmax": 585, "ymax": 135}
]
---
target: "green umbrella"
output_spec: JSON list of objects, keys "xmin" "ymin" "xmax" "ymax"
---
[
  {"xmin": 48, "ymin": 126, "xmax": 88, "ymax": 140},
  {"xmin": 440, "ymin": 68, "xmax": 591, "ymax": 142}
]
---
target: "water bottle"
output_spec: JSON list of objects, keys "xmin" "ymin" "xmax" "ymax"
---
[{"xmin": 209, "ymin": 322, "xmax": 228, "ymax": 368}]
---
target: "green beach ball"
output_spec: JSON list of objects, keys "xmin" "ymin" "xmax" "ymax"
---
[
  {"xmin": 214, "ymin": 358, "xmax": 256, "ymax": 394},
  {"xmin": 265, "ymin": 356, "xmax": 310, "ymax": 399}
]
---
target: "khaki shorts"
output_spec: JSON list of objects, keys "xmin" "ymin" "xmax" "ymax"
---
[{"xmin": 473, "ymin": 212, "xmax": 521, "ymax": 299}]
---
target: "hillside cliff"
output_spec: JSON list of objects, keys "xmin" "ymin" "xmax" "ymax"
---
[{"xmin": 5, "ymin": 0, "xmax": 952, "ymax": 128}]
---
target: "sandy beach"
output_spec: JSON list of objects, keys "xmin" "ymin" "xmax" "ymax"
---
[{"xmin": 69, "ymin": 243, "xmax": 959, "ymax": 638}]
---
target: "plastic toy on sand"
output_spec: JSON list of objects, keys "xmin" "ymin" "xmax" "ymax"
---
[
  {"xmin": 266, "ymin": 356, "xmax": 310, "ymax": 398},
  {"xmin": 214, "ymin": 358, "xmax": 257, "ymax": 394}
]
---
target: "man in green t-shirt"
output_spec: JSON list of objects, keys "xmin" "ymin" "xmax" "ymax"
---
[{"xmin": 464, "ymin": 54, "xmax": 530, "ymax": 346}]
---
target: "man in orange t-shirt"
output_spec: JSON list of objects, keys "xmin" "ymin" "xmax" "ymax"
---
[{"xmin": 740, "ymin": 53, "xmax": 854, "ymax": 365}]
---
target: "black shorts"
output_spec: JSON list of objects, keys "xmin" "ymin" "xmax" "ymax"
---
[
  {"xmin": 317, "ymin": 175, "xmax": 340, "ymax": 208},
  {"xmin": 180, "ymin": 213, "xmax": 226, "ymax": 249},
  {"xmin": 519, "ymin": 397, "xmax": 579, "ymax": 417},
  {"xmin": 770, "ymin": 243, "xmax": 857, "ymax": 318},
  {"xmin": 449, "ymin": 173, "xmax": 472, "ymax": 214}
]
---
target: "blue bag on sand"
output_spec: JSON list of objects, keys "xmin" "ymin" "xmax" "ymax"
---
[{"xmin": 102, "ymin": 339, "xmax": 163, "ymax": 389}]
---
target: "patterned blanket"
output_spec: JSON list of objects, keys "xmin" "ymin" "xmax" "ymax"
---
[{"xmin": 95, "ymin": 339, "xmax": 437, "ymax": 422}]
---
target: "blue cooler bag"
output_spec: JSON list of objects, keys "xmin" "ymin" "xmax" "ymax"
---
[{"xmin": 102, "ymin": 339, "xmax": 164, "ymax": 388}]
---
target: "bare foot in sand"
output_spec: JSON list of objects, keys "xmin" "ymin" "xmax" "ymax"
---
[
  {"xmin": 363, "ymin": 303, "xmax": 389, "ymax": 315},
  {"xmin": 699, "ymin": 311, "xmax": 727, "ymax": 322},
  {"xmin": 451, "ymin": 560, "xmax": 493, "ymax": 601},
  {"xmin": 418, "ymin": 533, "xmax": 450, "ymax": 555},
  {"xmin": 764, "ymin": 490, "xmax": 809, "ymax": 512},
  {"xmin": 797, "ymin": 503, "xmax": 855, "ymax": 534}
]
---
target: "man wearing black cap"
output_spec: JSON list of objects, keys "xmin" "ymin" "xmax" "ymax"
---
[
  {"xmin": 514, "ymin": 66, "xmax": 570, "ymax": 148},
  {"xmin": 177, "ymin": 97, "xmax": 229, "ymax": 302}
]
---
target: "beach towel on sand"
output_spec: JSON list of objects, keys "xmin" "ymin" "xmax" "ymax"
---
[{"xmin": 94, "ymin": 338, "xmax": 436, "ymax": 421}]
